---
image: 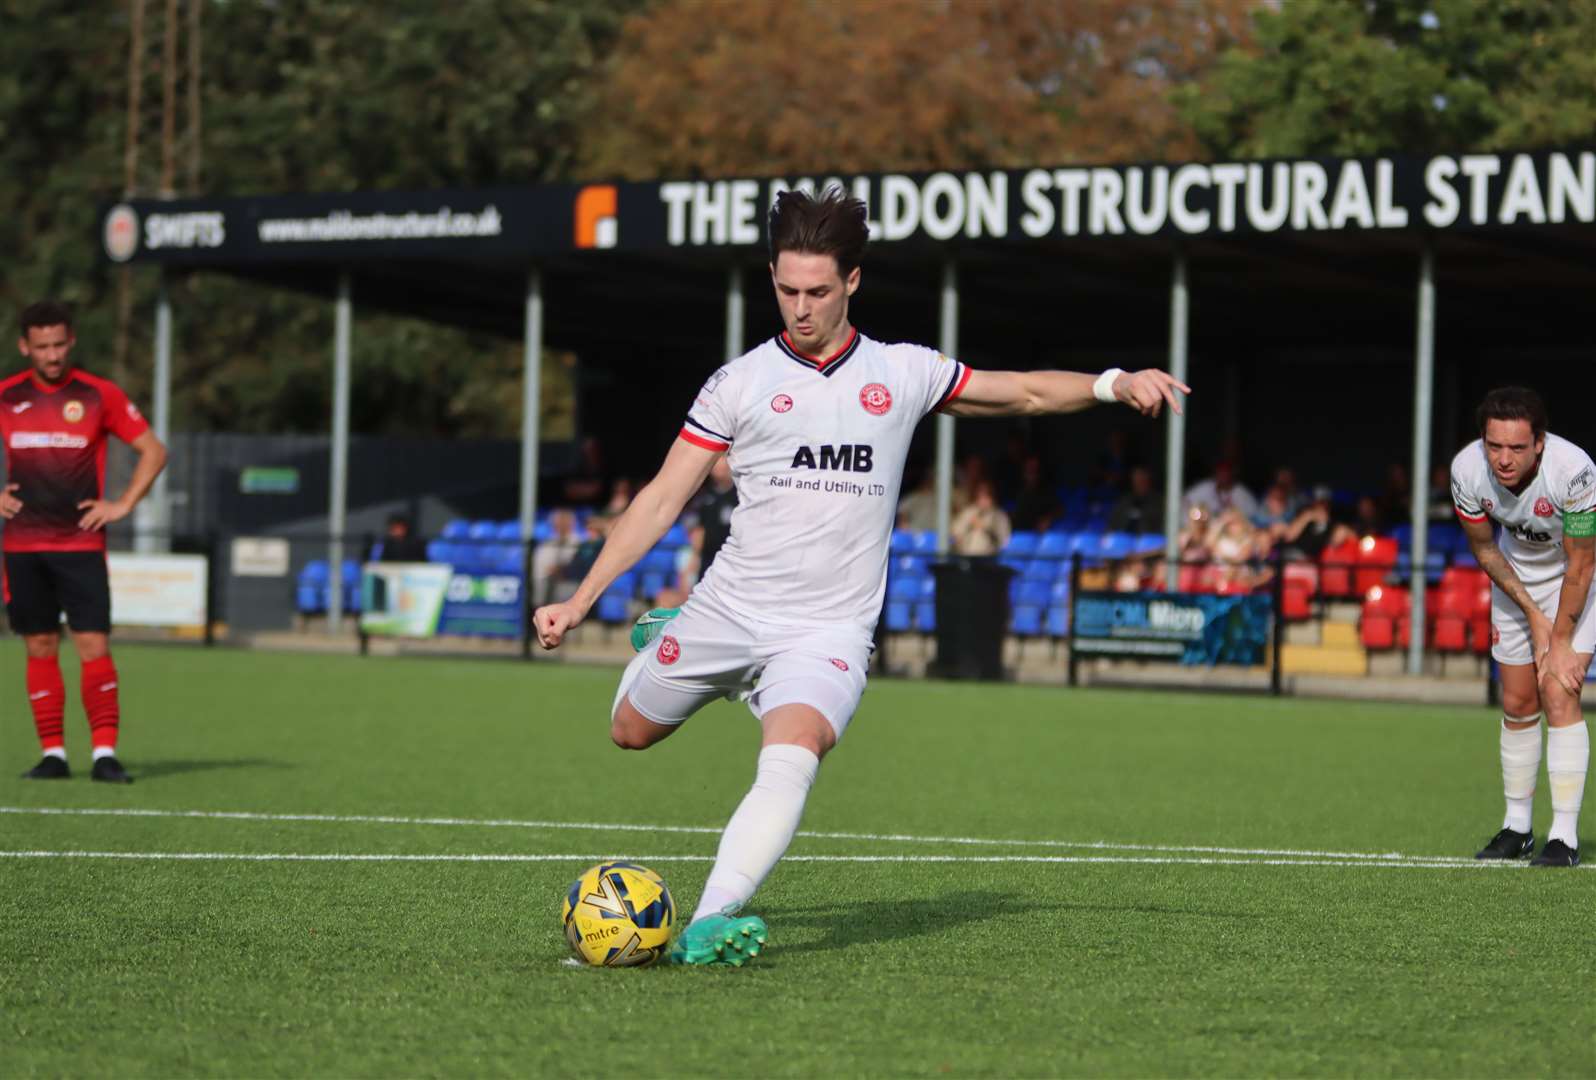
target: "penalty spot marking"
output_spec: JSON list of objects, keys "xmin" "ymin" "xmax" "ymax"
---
[
  {"xmin": 0, "ymin": 849, "xmax": 1580, "ymax": 871},
  {"xmin": 0, "ymin": 805, "xmax": 1486, "ymax": 865}
]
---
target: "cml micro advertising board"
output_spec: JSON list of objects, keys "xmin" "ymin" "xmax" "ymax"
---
[
  {"xmin": 361, "ymin": 563, "xmax": 524, "ymax": 639},
  {"xmin": 1071, "ymin": 591, "xmax": 1273, "ymax": 666}
]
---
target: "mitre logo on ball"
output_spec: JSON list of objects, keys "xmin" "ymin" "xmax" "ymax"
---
[{"xmin": 1534, "ymin": 497, "xmax": 1555, "ymax": 517}]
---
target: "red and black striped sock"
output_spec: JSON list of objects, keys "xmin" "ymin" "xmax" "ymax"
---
[
  {"xmin": 81, "ymin": 655, "xmax": 121, "ymax": 754},
  {"xmin": 26, "ymin": 656, "xmax": 66, "ymax": 753}
]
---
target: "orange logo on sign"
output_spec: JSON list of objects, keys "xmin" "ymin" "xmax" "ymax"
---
[{"xmin": 575, "ymin": 185, "xmax": 618, "ymax": 249}]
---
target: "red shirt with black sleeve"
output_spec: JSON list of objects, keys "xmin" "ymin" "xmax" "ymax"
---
[{"xmin": 0, "ymin": 367, "xmax": 151, "ymax": 553}]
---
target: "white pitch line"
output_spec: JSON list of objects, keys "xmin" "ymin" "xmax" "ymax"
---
[
  {"xmin": 0, "ymin": 805, "xmax": 1470, "ymax": 865},
  {"xmin": 0, "ymin": 849, "xmax": 1562, "ymax": 870}
]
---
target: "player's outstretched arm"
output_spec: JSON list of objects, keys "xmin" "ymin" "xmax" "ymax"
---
[
  {"xmin": 1459, "ymin": 514, "xmax": 1550, "ymax": 659},
  {"xmin": 534, "ymin": 437, "xmax": 719, "ymax": 650},
  {"xmin": 1545, "ymin": 530, "xmax": 1595, "ymax": 695},
  {"xmin": 943, "ymin": 367, "xmax": 1189, "ymax": 419}
]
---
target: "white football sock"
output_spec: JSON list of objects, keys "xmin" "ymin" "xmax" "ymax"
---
[
  {"xmin": 43, "ymin": 747, "xmax": 67, "ymax": 762},
  {"xmin": 91, "ymin": 745, "xmax": 118, "ymax": 761},
  {"xmin": 1500, "ymin": 715, "xmax": 1542, "ymax": 834},
  {"xmin": 1546, "ymin": 720, "xmax": 1589, "ymax": 848},
  {"xmin": 692, "ymin": 744, "xmax": 820, "ymax": 923}
]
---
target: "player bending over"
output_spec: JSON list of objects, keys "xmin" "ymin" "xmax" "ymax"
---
[
  {"xmin": 1454, "ymin": 387, "xmax": 1590, "ymax": 867},
  {"xmin": 534, "ymin": 187, "xmax": 1189, "ymax": 965}
]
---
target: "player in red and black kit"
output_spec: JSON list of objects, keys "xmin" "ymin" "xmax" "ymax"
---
[{"xmin": 2, "ymin": 300, "xmax": 167, "ymax": 782}]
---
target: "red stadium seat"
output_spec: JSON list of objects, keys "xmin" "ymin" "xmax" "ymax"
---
[
  {"xmin": 1354, "ymin": 535, "xmax": 1400, "ymax": 595},
  {"xmin": 1283, "ymin": 561, "xmax": 1319, "ymax": 593},
  {"xmin": 1440, "ymin": 566, "xmax": 1489, "ymax": 596},
  {"xmin": 1283, "ymin": 583, "xmax": 1313, "ymax": 621},
  {"xmin": 1432, "ymin": 615, "xmax": 1468, "ymax": 652},
  {"xmin": 1320, "ymin": 539, "xmax": 1362, "ymax": 597},
  {"xmin": 1361, "ymin": 614, "xmax": 1395, "ymax": 649},
  {"xmin": 1470, "ymin": 619, "xmax": 1492, "ymax": 654}
]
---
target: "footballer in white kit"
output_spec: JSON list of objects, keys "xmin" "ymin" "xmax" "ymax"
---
[
  {"xmin": 1451, "ymin": 387, "xmax": 1591, "ymax": 867},
  {"xmin": 534, "ymin": 186, "xmax": 1190, "ymax": 964}
]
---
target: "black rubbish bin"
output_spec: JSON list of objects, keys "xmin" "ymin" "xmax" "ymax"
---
[{"xmin": 929, "ymin": 557, "xmax": 1015, "ymax": 681}]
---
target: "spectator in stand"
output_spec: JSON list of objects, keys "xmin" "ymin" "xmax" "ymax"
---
[
  {"xmin": 375, "ymin": 514, "xmax": 429, "ymax": 563},
  {"xmin": 1010, "ymin": 455, "xmax": 1063, "ymax": 532},
  {"xmin": 1113, "ymin": 556, "xmax": 1150, "ymax": 592},
  {"xmin": 1177, "ymin": 504, "xmax": 1215, "ymax": 565},
  {"xmin": 1348, "ymin": 494, "xmax": 1387, "ymax": 538},
  {"xmin": 1252, "ymin": 484, "xmax": 1295, "ymax": 536},
  {"xmin": 950, "ymin": 480, "xmax": 1011, "ymax": 556},
  {"xmin": 1278, "ymin": 485, "xmax": 1356, "ymax": 560},
  {"xmin": 954, "ymin": 453, "xmax": 989, "ymax": 517},
  {"xmin": 562, "ymin": 513, "xmax": 612, "ymax": 585},
  {"xmin": 896, "ymin": 469, "xmax": 938, "ymax": 532},
  {"xmin": 1106, "ymin": 465, "xmax": 1165, "ymax": 535},
  {"xmin": 693, "ymin": 456, "xmax": 738, "ymax": 573},
  {"xmin": 531, "ymin": 509, "xmax": 581, "ymax": 606},
  {"xmin": 1183, "ymin": 460, "xmax": 1259, "ymax": 521},
  {"xmin": 1270, "ymin": 467, "xmax": 1306, "ymax": 516},
  {"xmin": 1211, "ymin": 509, "xmax": 1263, "ymax": 588}
]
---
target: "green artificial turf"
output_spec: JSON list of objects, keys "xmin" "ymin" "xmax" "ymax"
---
[{"xmin": 1, "ymin": 642, "xmax": 1591, "ymax": 1077}]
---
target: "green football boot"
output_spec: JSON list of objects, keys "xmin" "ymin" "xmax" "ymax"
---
[
  {"xmin": 630, "ymin": 607, "xmax": 679, "ymax": 652},
  {"xmin": 669, "ymin": 910, "xmax": 769, "ymax": 967}
]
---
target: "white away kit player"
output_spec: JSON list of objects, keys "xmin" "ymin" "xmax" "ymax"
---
[
  {"xmin": 533, "ymin": 186, "xmax": 1191, "ymax": 964},
  {"xmin": 1453, "ymin": 386, "xmax": 1592, "ymax": 867}
]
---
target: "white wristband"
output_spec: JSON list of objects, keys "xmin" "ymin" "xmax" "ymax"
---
[{"xmin": 1093, "ymin": 368, "xmax": 1124, "ymax": 404}]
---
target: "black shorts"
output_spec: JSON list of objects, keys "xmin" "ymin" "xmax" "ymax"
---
[{"xmin": 3, "ymin": 551, "xmax": 112, "ymax": 634}]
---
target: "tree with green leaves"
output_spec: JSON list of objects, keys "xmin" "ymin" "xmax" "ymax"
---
[{"xmin": 1178, "ymin": 0, "xmax": 1596, "ymax": 159}]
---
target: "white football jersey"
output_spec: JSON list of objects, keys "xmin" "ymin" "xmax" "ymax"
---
[
  {"xmin": 680, "ymin": 329, "xmax": 969, "ymax": 633},
  {"xmin": 1451, "ymin": 432, "xmax": 1596, "ymax": 585}
]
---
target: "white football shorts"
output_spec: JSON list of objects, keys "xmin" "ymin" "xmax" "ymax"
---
[
  {"xmin": 614, "ymin": 588, "xmax": 872, "ymax": 739},
  {"xmin": 1491, "ymin": 573, "xmax": 1596, "ymax": 665}
]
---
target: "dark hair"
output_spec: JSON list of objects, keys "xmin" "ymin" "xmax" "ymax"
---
[
  {"xmin": 768, "ymin": 186, "xmax": 869, "ymax": 278},
  {"xmin": 20, "ymin": 299, "xmax": 73, "ymax": 336},
  {"xmin": 1477, "ymin": 386, "xmax": 1548, "ymax": 439}
]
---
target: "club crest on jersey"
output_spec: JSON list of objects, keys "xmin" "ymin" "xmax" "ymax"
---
[
  {"xmin": 829, "ymin": 658, "xmax": 849, "ymax": 672},
  {"xmin": 860, "ymin": 383, "xmax": 892, "ymax": 416},
  {"xmin": 63, "ymin": 400, "xmax": 84, "ymax": 423},
  {"xmin": 1534, "ymin": 497, "xmax": 1555, "ymax": 517},
  {"xmin": 657, "ymin": 634, "xmax": 681, "ymax": 665},
  {"xmin": 771, "ymin": 394, "xmax": 794, "ymax": 413}
]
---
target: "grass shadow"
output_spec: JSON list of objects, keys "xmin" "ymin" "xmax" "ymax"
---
[
  {"xmin": 767, "ymin": 891, "xmax": 1263, "ymax": 956},
  {"xmin": 130, "ymin": 758, "xmax": 293, "ymax": 781}
]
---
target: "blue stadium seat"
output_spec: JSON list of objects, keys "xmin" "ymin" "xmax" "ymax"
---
[
  {"xmin": 885, "ymin": 602, "xmax": 913, "ymax": 632},
  {"xmin": 426, "ymin": 539, "xmax": 453, "ymax": 564},
  {"xmin": 532, "ymin": 520, "xmax": 555, "ymax": 543},
  {"xmin": 495, "ymin": 521, "xmax": 523, "ymax": 541},
  {"xmin": 1023, "ymin": 558, "xmax": 1057, "ymax": 582},
  {"xmin": 595, "ymin": 593, "xmax": 630, "ymax": 624},
  {"xmin": 1005, "ymin": 531, "xmax": 1039, "ymax": 557},
  {"xmin": 640, "ymin": 572, "xmax": 668, "ymax": 599},
  {"xmin": 914, "ymin": 600, "xmax": 936, "ymax": 631},
  {"xmin": 1097, "ymin": 532, "xmax": 1135, "ymax": 560},
  {"xmin": 1011, "ymin": 606, "xmax": 1043, "ymax": 636},
  {"xmin": 468, "ymin": 520, "xmax": 498, "ymax": 541},
  {"xmin": 662, "ymin": 523, "xmax": 689, "ymax": 547},
  {"xmin": 1046, "ymin": 605, "xmax": 1070, "ymax": 637},
  {"xmin": 911, "ymin": 531, "xmax": 939, "ymax": 554},
  {"xmin": 296, "ymin": 560, "xmax": 329, "ymax": 614},
  {"xmin": 442, "ymin": 519, "xmax": 471, "ymax": 539},
  {"xmin": 888, "ymin": 575, "xmax": 922, "ymax": 602},
  {"xmin": 640, "ymin": 548, "xmax": 678, "ymax": 576},
  {"xmin": 896, "ymin": 554, "xmax": 932, "ymax": 577},
  {"xmin": 916, "ymin": 576, "xmax": 936, "ymax": 602},
  {"xmin": 890, "ymin": 529, "xmax": 915, "ymax": 555},
  {"xmin": 1134, "ymin": 533, "xmax": 1167, "ymax": 555},
  {"xmin": 1037, "ymin": 532, "xmax": 1073, "ymax": 558}
]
